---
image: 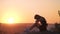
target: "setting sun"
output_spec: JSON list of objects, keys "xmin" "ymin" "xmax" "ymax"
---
[
  {"xmin": 1, "ymin": 11, "xmax": 22, "ymax": 24},
  {"xmin": 7, "ymin": 18, "xmax": 14, "ymax": 24}
]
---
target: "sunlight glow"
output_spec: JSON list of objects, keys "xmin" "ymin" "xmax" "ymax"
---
[
  {"xmin": 7, "ymin": 18, "xmax": 14, "ymax": 24},
  {"xmin": 1, "ymin": 10, "xmax": 22, "ymax": 24}
]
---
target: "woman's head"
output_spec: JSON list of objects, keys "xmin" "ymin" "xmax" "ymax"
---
[{"xmin": 34, "ymin": 14, "xmax": 41, "ymax": 19}]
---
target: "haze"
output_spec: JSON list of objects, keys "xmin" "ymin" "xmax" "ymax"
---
[{"xmin": 0, "ymin": 0, "xmax": 60, "ymax": 24}]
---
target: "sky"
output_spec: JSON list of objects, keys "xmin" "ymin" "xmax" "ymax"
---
[{"xmin": 0, "ymin": 0, "xmax": 60, "ymax": 24}]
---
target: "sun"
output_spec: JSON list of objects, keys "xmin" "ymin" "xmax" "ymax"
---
[
  {"xmin": 1, "ymin": 11, "xmax": 22, "ymax": 24},
  {"xmin": 7, "ymin": 18, "xmax": 14, "ymax": 24}
]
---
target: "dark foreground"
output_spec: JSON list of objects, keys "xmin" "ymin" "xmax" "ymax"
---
[
  {"xmin": 23, "ymin": 31, "xmax": 60, "ymax": 34},
  {"xmin": 0, "ymin": 23, "xmax": 60, "ymax": 34}
]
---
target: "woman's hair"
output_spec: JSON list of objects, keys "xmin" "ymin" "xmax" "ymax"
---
[{"xmin": 34, "ymin": 14, "xmax": 41, "ymax": 19}]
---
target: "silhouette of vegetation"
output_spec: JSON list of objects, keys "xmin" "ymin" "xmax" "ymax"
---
[
  {"xmin": 58, "ymin": 10, "xmax": 60, "ymax": 16},
  {"xmin": 55, "ymin": 23, "xmax": 60, "ymax": 33}
]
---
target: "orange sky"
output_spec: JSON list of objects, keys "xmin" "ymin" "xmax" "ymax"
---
[{"xmin": 0, "ymin": 0, "xmax": 60, "ymax": 24}]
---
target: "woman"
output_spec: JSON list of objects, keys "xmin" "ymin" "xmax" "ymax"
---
[{"xmin": 30, "ymin": 14, "xmax": 48, "ymax": 32}]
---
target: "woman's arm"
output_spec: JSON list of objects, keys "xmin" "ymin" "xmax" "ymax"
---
[
  {"xmin": 29, "ymin": 20, "xmax": 39, "ymax": 30},
  {"xmin": 29, "ymin": 23, "xmax": 36, "ymax": 30}
]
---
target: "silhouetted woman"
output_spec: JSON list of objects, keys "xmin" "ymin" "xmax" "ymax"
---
[{"xmin": 30, "ymin": 14, "xmax": 48, "ymax": 32}]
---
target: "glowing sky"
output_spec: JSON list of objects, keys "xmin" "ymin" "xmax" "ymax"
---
[{"xmin": 0, "ymin": 0, "xmax": 60, "ymax": 24}]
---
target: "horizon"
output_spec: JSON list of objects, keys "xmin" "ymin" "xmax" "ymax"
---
[{"xmin": 0, "ymin": 22, "xmax": 58, "ymax": 24}]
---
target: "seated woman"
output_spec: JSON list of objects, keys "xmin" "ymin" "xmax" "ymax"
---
[{"xmin": 30, "ymin": 14, "xmax": 48, "ymax": 32}]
